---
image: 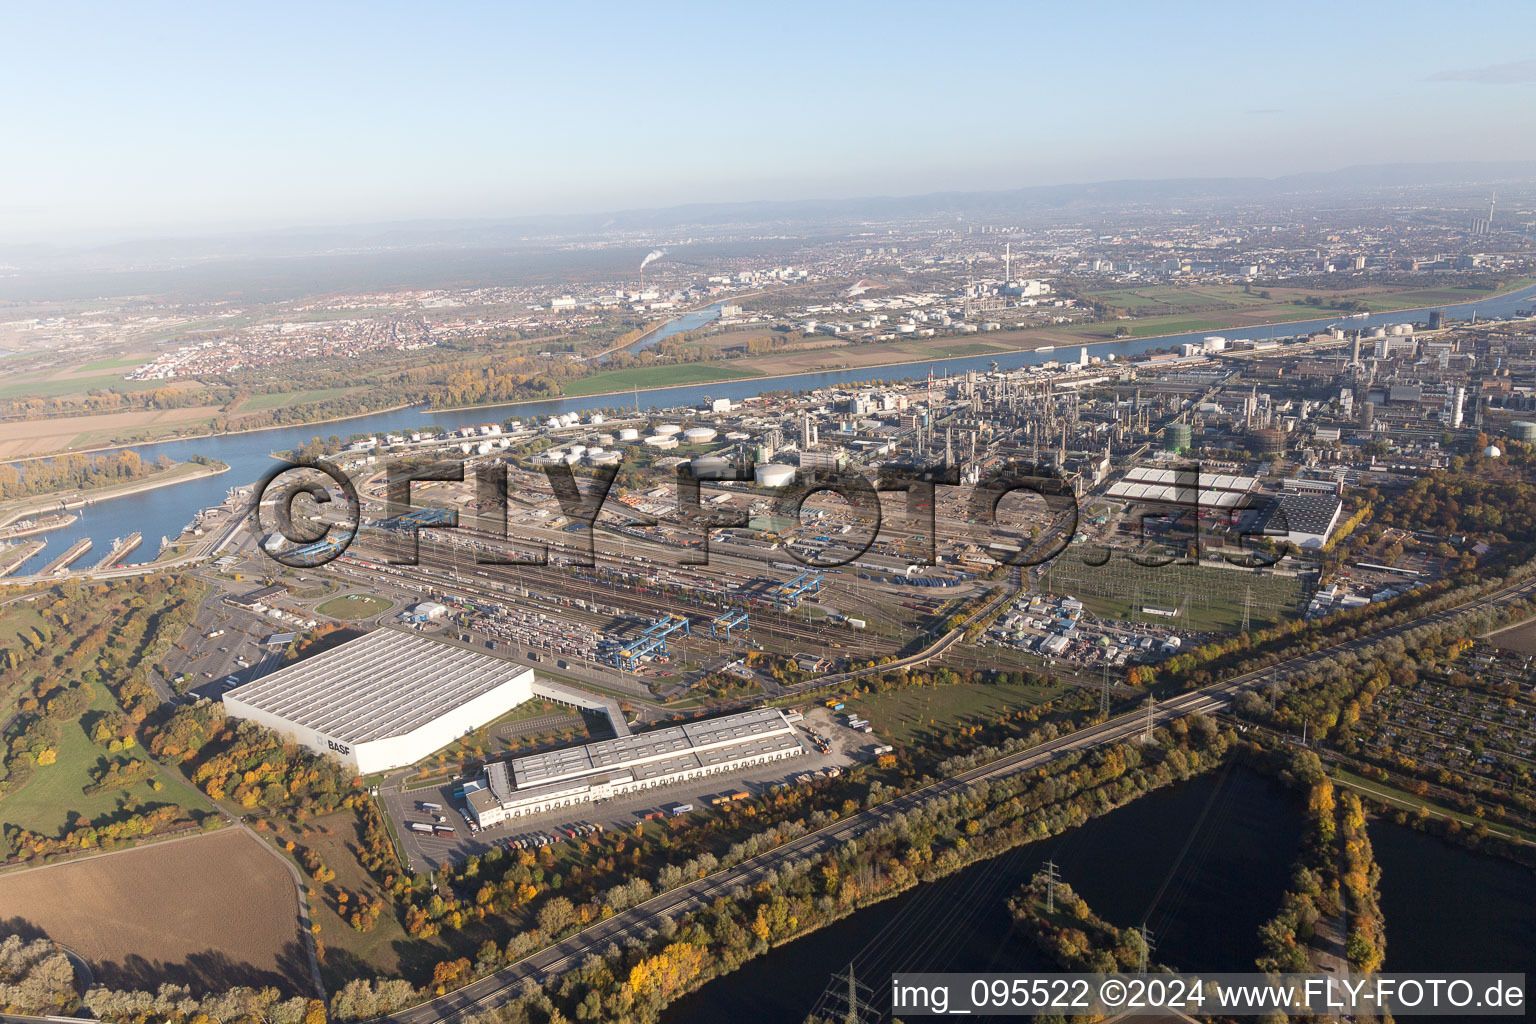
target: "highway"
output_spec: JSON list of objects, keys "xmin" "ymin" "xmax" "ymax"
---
[{"xmin": 377, "ymin": 572, "xmax": 1536, "ymax": 1024}]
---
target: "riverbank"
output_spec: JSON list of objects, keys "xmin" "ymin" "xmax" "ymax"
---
[
  {"xmin": 1, "ymin": 401, "xmax": 423, "ymax": 465},
  {"xmin": 0, "ymin": 460, "xmax": 229, "ymax": 529},
  {"xmin": 10, "ymin": 279, "xmax": 1533, "ymax": 463},
  {"xmin": 409, "ymin": 284, "xmax": 1536, "ymax": 419}
]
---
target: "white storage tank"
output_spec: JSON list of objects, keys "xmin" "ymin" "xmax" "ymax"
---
[
  {"xmin": 755, "ymin": 463, "xmax": 796, "ymax": 487},
  {"xmin": 690, "ymin": 455, "xmax": 732, "ymax": 478},
  {"xmin": 589, "ymin": 413, "xmax": 605, "ymax": 425},
  {"xmin": 645, "ymin": 435, "xmax": 679, "ymax": 449},
  {"xmin": 724, "ymin": 431, "xmax": 750, "ymax": 441},
  {"xmin": 569, "ymin": 444, "xmax": 587, "ymax": 456},
  {"xmin": 597, "ymin": 434, "xmax": 616, "ymax": 446},
  {"xmin": 683, "ymin": 426, "xmax": 718, "ymax": 444},
  {"xmin": 588, "ymin": 450, "xmax": 621, "ymax": 466},
  {"xmin": 618, "ymin": 428, "xmax": 641, "ymax": 442},
  {"xmin": 655, "ymin": 423, "xmax": 683, "ymax": 436},
  {"xmin": 1388, "ymin": 323, "xmax": 1413, "ymax": 336}
]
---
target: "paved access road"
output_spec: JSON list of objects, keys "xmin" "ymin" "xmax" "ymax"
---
[{"xmin": 378, "ymin": 573, "xmax": 1536, "ymax": 1024}]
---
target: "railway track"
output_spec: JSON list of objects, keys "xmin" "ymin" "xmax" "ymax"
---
[{"xmin": 372, "ymin": 572, "xmax": 1536, "ymax": 1024}]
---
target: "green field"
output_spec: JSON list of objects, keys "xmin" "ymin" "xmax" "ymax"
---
[
  {"xmin": 562, "ymin": 363, "xmax": 765, "ymax": 397},
  {"xmin": 0, "ymin": 683, "xmax": 197, "ymax": 839},
  {"xmin": 0, "ymin": 371, "xmax": 192, "ymax": 403},
  {"xmin": 1039, "ymin": 551, "xmax": 1306, "ymax": 632},
  {"xmin": 844, "ymin": 677, "xmax": 1065, "ymax": 747},
  {"xmin": 237, "ymin": 386, "xmax": 359, "ymax": 412},
  {"xmin": 1063, "ymin": 315, "xmax": 1232, "ymax": 341},
  {"xmin": 895, "ymin": 341, "xmax": 1004, "ymax": 358},
  {"xmin": 78, "ymin": 354, "xmax": 153, "ymax": 373},
  {"xmin": 316, "ymin": 593, "xmax": 395, "ymax": 619},
  {"xmin": 1332, "ymin": 767, "xmax": 1536, "ymax": 844}
]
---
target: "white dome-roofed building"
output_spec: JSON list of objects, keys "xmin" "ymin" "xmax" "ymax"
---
[
  {"xmin": 683, "ymin": 426, "xmax": 718, "ymax": 444},
  {"xmin": 1484, "ymin": 445, "xmax": 1503, "ymax": 458},
  {"xmin": 754, "ymin": 463, "xmax": 795, "ymax": 487}
]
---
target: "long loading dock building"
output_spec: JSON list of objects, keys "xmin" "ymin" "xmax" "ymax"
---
[{"xmin": 467, "ymin": 707, "xmax": 804, "ymax": 827}]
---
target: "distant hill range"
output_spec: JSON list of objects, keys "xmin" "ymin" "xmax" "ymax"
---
[{"xmin": 1, "ymin": 160, "xmax": 1531, "ymax": 300}]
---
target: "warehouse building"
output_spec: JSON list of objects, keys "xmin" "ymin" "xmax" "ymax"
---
[
  {"xmin": 1258, "ymin": 492, "xmax": 1344, "ymax": 550},
  {"xmin": 466, "ymin": 707, "xmax": 804, "ymax": 826},
  {"xmin": 223, "ymin": 629, "xmax": 535, "ymax": 774}
]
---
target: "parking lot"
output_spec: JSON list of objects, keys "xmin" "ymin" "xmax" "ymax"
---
[{"xmin": 382, "ymin": 717, "xmax": 871, "ymax": 870}]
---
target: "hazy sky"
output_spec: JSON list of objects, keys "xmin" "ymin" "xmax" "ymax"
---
[{"xmin": 4, "ymin": 0, "xmax": 1535, "ymax": 243}]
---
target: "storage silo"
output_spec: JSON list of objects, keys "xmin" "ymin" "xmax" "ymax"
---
[{"xmin": 754, "ymin": 464, "xmax": 795, "ymax": 487}]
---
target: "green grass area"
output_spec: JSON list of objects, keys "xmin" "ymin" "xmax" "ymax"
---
[
  {"xmin": 78, "ymin": 354, "xmax": 152, "ymax": 373},
  {"xmin": 1062, "ymin": 316, "xmax": 1232, "ymax": 341},
  {"xmin": 236, "ymin": 387, "xmax": 359, "ymax": 413},
  {"xmin": 0, "ymin": 372, "xmax": 196, "ymax": 402},
  {"xmin": 895, "ymin": 341, "xmax": 1004, "ymax": 358},
  {"xmin": 0, "ymin": 684, "xmax": 188, "ymax": 838},
  {"xmin": 562, "ymin": 363, "xmax": 765, "ymax": 397},
  {"xmin": 56, "ymin": 419, "xmax": 221, "ymax": 451},
  {"xmin": 1039, "ymin": 551, "xmax": 1306, "ymax": 632},
  {"xmin": 0, "ymin": 602, "xmax": 48, "ymax": 650},
  {"xmin": 280, "ymin": 810, "xmax": 423, "ymax": 986},
  {"xmin": 1332, "ymin": 767, "xmax": 1536, "ymax": 844},
  {"xmin": 843, "ymin": 677, "xmax": 1066, "ymax": 747},
  {"xmin": 315, "ymin": 593, "xmax": 395, "ymax": 620},
  {"xmin": 1085, "ymin": 285, "xmax": 1274, "ymax": 313}
]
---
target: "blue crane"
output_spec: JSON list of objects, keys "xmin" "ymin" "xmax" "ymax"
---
[
  {"xmin": 710, "ymin": 607, "xmax": 749, "ymax": 640},
  {"xmin": 774, "ymin": 570, "xmax": 824, "ymax": 609},
  {"xmin": 613, "ymin": 614, "xmax": 691, "ymax": 670}
]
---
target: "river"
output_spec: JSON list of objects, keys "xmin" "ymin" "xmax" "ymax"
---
[
  {"xmin": 662, "ymin": 764, "xmax": 1305, "ymax": 1024},
  {"xmin": 6, "ymin": 282, "xmax": 1536, "ymax": 577},
  {"xmin": 619, "ymin": 303, "xmax": 724, "ymax": 356}
]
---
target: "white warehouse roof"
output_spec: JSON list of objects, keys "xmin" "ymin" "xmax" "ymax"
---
[{"xmin": 223, "ymin": 630, "xmax": 536, "ymax": 773}]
